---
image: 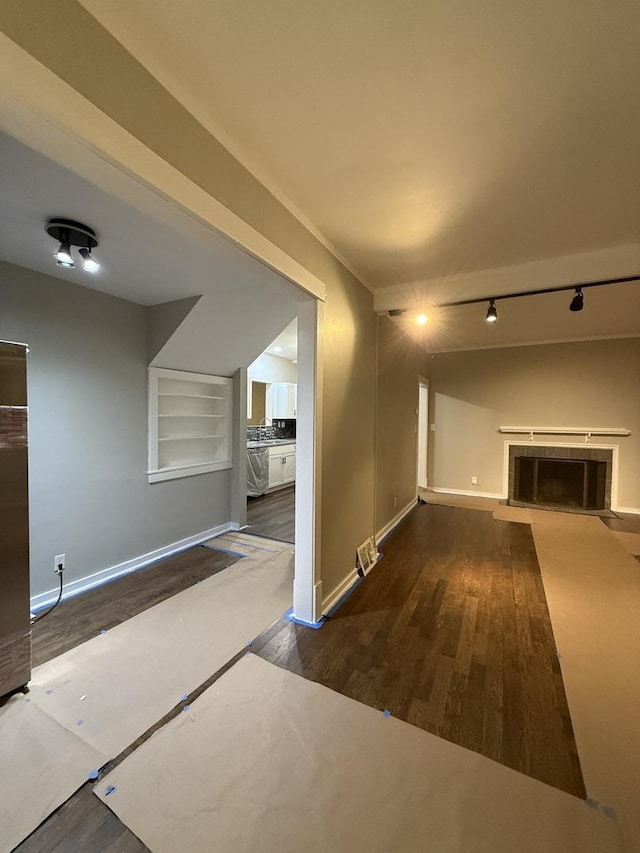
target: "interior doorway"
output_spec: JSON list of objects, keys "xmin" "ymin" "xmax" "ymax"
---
[{"xmin": 417, "ymin": 378, "xmax": 429, "ymax": 490}]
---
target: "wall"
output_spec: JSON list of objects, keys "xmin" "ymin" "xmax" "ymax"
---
[
  {"xmin": 0, "ymin": 4, "xmax": 412, "ymax": 606},
  {"xmin": 248, "ymin": 352, "xmax": 297, "ymax": 384},
  {"xmin": 375, "ymin": 316, "xmax": 431, "ymax": 533},
  {"xmin": 428, "ymin": 338, "xmax": 640, "ymax": 510},
  {"xmin": 0, "ymin": 261, "xmax": 232, "ymax": 600}
]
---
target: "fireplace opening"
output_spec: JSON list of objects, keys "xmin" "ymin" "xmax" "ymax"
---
[{"xmin": 514, "ymin": 456, "xmax": 606, "ymax": 510}]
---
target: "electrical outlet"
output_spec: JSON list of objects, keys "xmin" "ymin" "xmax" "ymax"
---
[
  {"xmin": 54, "ymin": 553, "xmax": 65, "ymax": 574},
  {"xmin": 471, "ymin": 476, "xmax": 478, "ymax": 486}
]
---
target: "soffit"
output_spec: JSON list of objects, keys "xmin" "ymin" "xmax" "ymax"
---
[{"xmin": 79, "ymin": 0, "xmax": 640, "ymax": 289}]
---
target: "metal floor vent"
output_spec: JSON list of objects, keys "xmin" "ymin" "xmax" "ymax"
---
[{"xmin": 356, "ymin": 537, "xmax": 379, "ymax": 576}]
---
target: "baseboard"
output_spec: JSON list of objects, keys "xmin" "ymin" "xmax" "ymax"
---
[
  {"xmin": 428, "ymin": 487, "xmax": 505, "ymax": 500},
  {"xmin": 616, "ymin": 506, "xmax": 640, "ymax": 515},
  {"xmin": 30, "ymin": 521, "xmax": 235, "ymax": 612},
  {"xmin": 376, "ymin": 497, "xmax": 418, "ymax": 546},
  {"xmin": 321, "ymin": 568, "xmax": 360, "ymax": 617}
]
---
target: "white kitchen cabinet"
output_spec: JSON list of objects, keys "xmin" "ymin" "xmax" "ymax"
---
[
  {"xmin": 148, "ymin": 367, "xmax": 232, "ymax": 483},
  {"xmin": 267, "ymin": 382, "xmax": 297, "ymax": 419},
  {"xmin": 267, "ymin": 443, "xmax": 296, "ymax": 490}
]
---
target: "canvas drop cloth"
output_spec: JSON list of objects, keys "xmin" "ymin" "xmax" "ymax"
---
[
  {"xmin": 94, "ymin": 654, "xmax": 625, "ymax": 853},
  {"xmin": 0, "ymin": 693, "xmax": 107, "ymax": 853},
  {"xmin": 28, "ymin": 546, "xmax": 293, "ymax": 758}
]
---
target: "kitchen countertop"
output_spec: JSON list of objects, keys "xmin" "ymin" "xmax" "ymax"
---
[{"xmin": 247, "ymin": 439, "xmax": 296, "ymax": 450}]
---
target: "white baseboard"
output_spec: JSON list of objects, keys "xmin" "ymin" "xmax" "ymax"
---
[
  {"xmin": 30, "ymin": 521, "xmax": 235, "ymax": 612},
  {"xmin": 376, "ymin": 497, "xmax": 418, "ymax": 545},
  {"xmin": 321, "ymin": 568, "xmax": 360, "ymax": 617},
  {"xmin": 616, "ymin": 506, "xmax": 640, "ymax": 515},
  {"xmin": 429, "ymin": 487, "xmax": 505, "ymax": 500}
]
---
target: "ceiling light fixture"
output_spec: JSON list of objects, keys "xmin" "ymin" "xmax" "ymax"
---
[
  {"xmin": 569, "ymin": 287, "xmax": 583, "ymax": 312},
  {"xmin": 438, "ymin": 273, "xmax": 640, "ymax": 323},
  {"xmin": 272, "ymin": 345, "xmax": 283, "ymax": 353},
  {"xmin": 46, "ymin": 218, "xmax": 100, "ymax": 273},
  {"xmin": 78, "ymin": 247, "xmax": 100, "ymax": 274},
  {"xmin": 417, "ymin": 313, "xmax": 427, "ymax": 326}
]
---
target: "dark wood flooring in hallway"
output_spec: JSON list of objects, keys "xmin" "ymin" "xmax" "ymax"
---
[
  {"xmin": 254, "ymin": 502, "xmax": 586, "ymax": 798},
  {"xmin": 16, "ymin": 501, "xmax": 586, "ymax": 851}
]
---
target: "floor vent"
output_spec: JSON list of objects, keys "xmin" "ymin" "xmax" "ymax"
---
[{"xmin": 356, "ymin": 537, "xmax": 379, "ymax": 576}]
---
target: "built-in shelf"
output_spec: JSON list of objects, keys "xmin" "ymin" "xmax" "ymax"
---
[
  {"xmin": 500, "ymin": 426, "xmax": 630, "ymax": 438},
  {"xmin": 148, "ymin": 367, "xmax": 233, "ymax": 483}
]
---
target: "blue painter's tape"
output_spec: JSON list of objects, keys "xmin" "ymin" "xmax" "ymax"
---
[
  {"xmin": 181, "ymin": 694, "xmax": 188, "ymax": 702},
  {"xmin": 383, "ymin": 709, "xmax": 391, "ymax": 718},
  {"xmin": 88, "ymin": 769, "xmax": 99, "ymax": 780},
  {"xmin": 247, "ymin": 640, "xmax": 253, "ymax": 646},
  {"xmin": 284, "ymin": 607, "xmax": 326, "ymax": 630},
  {"xmin": 100, "ymin": 630, "xmax": 107, "ymax": 635},
  {"xmin": 76, "ymin": 720, "xmax": 84, "ymax": 726},
  {"xmin": 182, "ymin": 705, "xmax": 190, "ymax": 713},
  {"xmin": 602, "ymin": 805, "xmax": 617, "ymax": 820},
  {"xmin": 585, "ymin": 798, "xmax": 599, "ymax": 809},
  {"xmin": 105, "ymin": 785, "xmax": 117, "ymax": 796},
  {"xmin": 45, "ymin": 689, "xmax": 53, "ymax": 695}
]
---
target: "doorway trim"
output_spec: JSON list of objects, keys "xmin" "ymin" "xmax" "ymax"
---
[{"xmin": 417, "ymin": 376, "xmax": 429, "ymax": 493}]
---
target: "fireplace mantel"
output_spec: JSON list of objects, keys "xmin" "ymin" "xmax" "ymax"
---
[{"xmin": 499, "ymin": 426, "xmax": 630, "ymax": 439}]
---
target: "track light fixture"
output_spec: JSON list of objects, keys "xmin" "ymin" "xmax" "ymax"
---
[
  {"xmin": 569, "ymin": 287, "xmax": 583, "ymax": 312},
  {"xmin": 438, "ymin": 274, "xmax": 639, "ymax": 323},
  {"xmin": 46, "ymin": 218, "xmax": 100, "ymax": 273}
]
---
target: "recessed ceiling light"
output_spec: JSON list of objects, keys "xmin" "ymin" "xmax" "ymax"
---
[
  {"xmin": 273, "ymin": 345, "xmax": 283, "ymax": 353},
  {"xmin": 417, "ymin": 314, "xmax": 427, "ymax": 326}
]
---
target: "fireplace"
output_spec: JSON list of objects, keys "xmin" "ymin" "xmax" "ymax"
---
[{"xmin": 508, "ymin": 445, "xmax": 613, "ymax": 511}]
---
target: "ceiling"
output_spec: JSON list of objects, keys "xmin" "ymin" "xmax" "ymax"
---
[
  {"xmin": 78, "ymin": 0, "xmax": 640, "ymax": 291},
  {"xmin": 264, "ymin": 318, "xmax": 298, "ymax": 362}
]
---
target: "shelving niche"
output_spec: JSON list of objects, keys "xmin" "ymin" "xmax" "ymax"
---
[{"xmin": 148, "ymin": 367, "xmax": 232, "ymax": 483}]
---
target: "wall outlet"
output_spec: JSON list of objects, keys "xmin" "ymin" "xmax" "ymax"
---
[
  {"xmin": 54, "ymin": 553, "xmax": 65, "ymax": 574},
  {"xmin": 471, "ymin": 476, "xmax": 478, "ymax": 486}
]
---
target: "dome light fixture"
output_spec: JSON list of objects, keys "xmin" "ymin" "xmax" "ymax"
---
[
  {"xmin": 569, "ymin": 286, "xmax": 583, "ymax": 312},
  {"xmin": 417, "ymin": 313, "xmax": 427, "ymax": 326},
  {"xmin": 485, "ymin": 299, "xmax": 498, "ymax": 323},
  {"xmin": 46, "ymin": 218, "xmax": 100, "ymax": 273}
]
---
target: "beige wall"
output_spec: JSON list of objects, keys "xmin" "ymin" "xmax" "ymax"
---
[
  {"xmin": 0, "ymin": 2, "xmax": 425, "ymax": 602},
  {"xmin": 428, "ymin": 338, "xmax": 640, "ymax": 510},
  {"xmin": 375, "ymin": 316, "xmax": 431, "ymax": 532}
]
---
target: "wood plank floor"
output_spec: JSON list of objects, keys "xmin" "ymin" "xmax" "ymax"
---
[
  {"xmin": 254, "ymin": 503, "xmax": 586, "ymax": 798},
  {"xmin": 246, "ymin": 485, "xmax": 295, "ymax": 543},
  {"xmin": 14, "ymin": 502, "xmax": 586, "ymax": 851}
]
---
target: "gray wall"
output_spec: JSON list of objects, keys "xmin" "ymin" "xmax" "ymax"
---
[
  {"xmin": 0, "ymin": 261, "xmax": 231, "ymax": 599},
  {"xmin": 428, "ymin": 338, "xmax": 640, "ymax": 509}
]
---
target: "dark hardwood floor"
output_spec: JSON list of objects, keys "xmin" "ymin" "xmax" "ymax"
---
[
  {"xmin": 14, "ymin": 501, "xmax": 587, "ymax": 851},
  {"xmin": 31, "ymin": 545, "xmax": 237, "ymax": 667},
  {"xmin": 254, "ymin": 503, "xmax": 586, "ymax": 798},
  {"xmin": 601, "ymin": 511, "xmax": 640, "ymax": 534},
  {"xmin": 246, "ymin": 485, "xmax": 295, "ymax": 542}
]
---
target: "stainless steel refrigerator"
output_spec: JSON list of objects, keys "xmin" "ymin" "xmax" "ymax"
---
[{"xmin": 0, "ymin": 341, "xmax": 31, "ymax": 697}]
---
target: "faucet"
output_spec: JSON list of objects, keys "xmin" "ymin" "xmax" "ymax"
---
[{"xmin": 258, "ymin": 417, "xmax": 272, "ymax": 442}]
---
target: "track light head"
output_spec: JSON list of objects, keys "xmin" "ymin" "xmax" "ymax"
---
[
  {"xmin": 485, "ymin": 299, "xmax": 498, "ymax": 323},
  {"xmin": 53, "ymin": 229, "xmax": 74, "ymax": 266},
  {"xmin": 79, "ymin": 247, "xmax": 100, "ymax": 273},
  {"xmin": 569, "ymin": 287, "xmax": 584, "ymax": 312}
]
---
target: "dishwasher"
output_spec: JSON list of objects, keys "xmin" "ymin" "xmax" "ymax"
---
[{"xmin": 247, "ymin": 447, "xmax": 269, "ymax": 497}]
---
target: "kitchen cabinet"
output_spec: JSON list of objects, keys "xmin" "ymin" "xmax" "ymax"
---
[
  {"xmin": 267, "ymin": 382, "xmax": 296, "ymax": 419},
  {"xmin": 267, "ymin": 443, "xmax": 296, "ymax": 490},
  {"xmin": 148, "ymin": 367, "xmax": 232, "ymax": 483}
]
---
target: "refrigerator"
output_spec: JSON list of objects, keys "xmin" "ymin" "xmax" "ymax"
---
[{"xmin": 0, "ymin": 341, "xmax": 31, "ymax": 698}]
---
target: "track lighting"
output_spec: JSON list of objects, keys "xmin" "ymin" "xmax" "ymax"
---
[
  {"xmin": 79, "ymin": 247, "xmax": 100, "ymax": 273},
  {"xmin": 569, "ymin": 287, "xmax": 583, "ymax": 312},
  {"xmin": 46, "ymin": 218, "xmax": 100, "ymax": 274},
  {"xmin": 485, "ymin": 299, "xmax": 498, "ymax": 323}
]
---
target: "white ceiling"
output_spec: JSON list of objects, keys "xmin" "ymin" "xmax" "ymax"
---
[
  {"xmin": 79, "ymin": 0, "xmax": 640, "ymax": 290},
  {"xmin": 264, "ymin": 318, "xmax": 298, "ymax": 362}
]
